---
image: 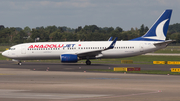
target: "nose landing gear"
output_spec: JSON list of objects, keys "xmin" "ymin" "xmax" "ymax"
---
[
  {"xmin": 12, "ymin": 59, "xmax": 22, "ymax": 65},
  {"xmin": 18, "ymin": 61, "xmax": 22, "ymax": 65}
]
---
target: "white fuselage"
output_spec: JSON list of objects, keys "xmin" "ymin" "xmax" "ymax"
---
[{"xmin": 2, "ymin": 41, "xmax": 166, "ymax": 60}]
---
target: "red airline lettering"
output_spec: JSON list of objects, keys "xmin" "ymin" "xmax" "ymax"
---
[
  {"xmin": 58, "ymin": 44, "xmax": 64, "ymax": 48},
  {"xmin": 28, "ymin": 45, "xmax": 33, "ymax": 48},
  {"xmin": 39, "ymin": 45, "xmax": 43, "ymax": 48},
  {"xmin": 44, "ymin": 44, "xmax": 49, "ymax": 48},
  {"xmin": 34, "ymin": 45, "xmax": 39, "ymax": 48},
  {"xmin": 28, "ymin": 44, "xmax": 65, "ymax": 48}
]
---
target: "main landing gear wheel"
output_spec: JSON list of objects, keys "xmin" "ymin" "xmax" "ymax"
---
[{"xmin": 86, "ymin": 60, "xmax": 91, "ymax": 65}]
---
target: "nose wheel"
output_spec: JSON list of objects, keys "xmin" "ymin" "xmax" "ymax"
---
[
  {"xmin": 18, "ymin": 61, "xmax": 22, "ymax": 65},
  {"xmin": 86, "ymin": 60, "xmax": 91, "ymax": 65}
]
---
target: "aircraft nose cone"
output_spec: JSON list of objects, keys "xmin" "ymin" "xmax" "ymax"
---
[{"xmin": 2, "ymin": 51, "xmax": 8, "ymax": 57}]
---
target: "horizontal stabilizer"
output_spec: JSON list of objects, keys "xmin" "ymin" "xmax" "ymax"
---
[{"xmin": 154, "ymin": 40, "xmax": 175, "ymax": 45}]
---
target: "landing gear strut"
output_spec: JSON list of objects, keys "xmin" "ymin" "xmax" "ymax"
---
[
  {"xmin": 86, "ymin": 60, "xmax": 91, "ymax": 65},
  {"xmin": 18, "ymin": 61, "xmax": 22, "ymax": 65}
]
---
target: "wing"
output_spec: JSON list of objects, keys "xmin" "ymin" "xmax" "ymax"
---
[{"xmin": 77, "ymin": 37, "xmax": 117, "ymax": 59}]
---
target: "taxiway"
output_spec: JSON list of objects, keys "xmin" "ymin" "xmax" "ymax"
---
[{"xmin": 0, "ymin": 61, "xmax": 180, "ymax": 101}]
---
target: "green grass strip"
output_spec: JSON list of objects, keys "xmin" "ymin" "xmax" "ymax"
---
[
  {"xmin": 89, "ymin": 69, "xmax": 180, "ymax": 75},
  {"xmin": 0, "ymin": 54, "xmax": 10, "ymax": 60}
]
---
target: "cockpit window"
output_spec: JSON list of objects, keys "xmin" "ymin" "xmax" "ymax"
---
[{"xmin": 9, "ymin": 48, "xmax": 16, "ymax": 50}]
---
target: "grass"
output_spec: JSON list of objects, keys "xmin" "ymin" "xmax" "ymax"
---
[
  {"xmin": 120, "ymin": 55, "xmax": 180, "ymax": 62},
  {"xmin": 89, "ymin": 69, "xmax": 180, "ymax": 75},
  {"xmin": 81, "ymin": 55, "xmax": 180, "ymax": 64},
  {"xmin": 0, "ymin": 54, "xmax": 10, "ymax": 60},
  {"xmin": 0, "ymin": 46, "xmax": 11, "ymax": 51},
  {"xmin": 155, "ymin": 46, "xmax": 180, "ymax": 53}
]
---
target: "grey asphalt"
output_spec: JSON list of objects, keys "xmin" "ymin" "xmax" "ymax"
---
[
  {"xmin": 0, "ymin": 60, "xmax": 179, "ymax": 72},
  {"xmin": 0, "ymin": 60, "xmax": 180, "ymax": 101}
]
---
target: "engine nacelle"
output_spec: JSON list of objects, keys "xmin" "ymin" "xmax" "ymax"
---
[{"xmin": 60, "ymin": 54, "xmax": 78, "ymax": 63}]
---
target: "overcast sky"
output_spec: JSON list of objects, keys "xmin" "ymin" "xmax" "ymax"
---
[{"xmin": 0, "ymin": 0, "xmax": 179, "ymax": 30}]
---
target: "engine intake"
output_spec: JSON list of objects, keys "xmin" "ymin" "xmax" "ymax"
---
[{"xmin": 61, "ymin": 54, "xmax": 78, "ymax": 63}]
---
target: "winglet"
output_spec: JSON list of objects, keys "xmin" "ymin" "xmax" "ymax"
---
[
  {"xmin": 108, "ymin": 37, "xmax": 113, "ymax": 41},
  {"xmin": 106, "ymin": 37, "xmax": 117, "ymax": 49}
]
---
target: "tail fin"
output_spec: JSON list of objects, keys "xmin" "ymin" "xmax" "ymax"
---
[{"xmin": 130, "ymin": 9, "xmax": 172, "ymax": 41}]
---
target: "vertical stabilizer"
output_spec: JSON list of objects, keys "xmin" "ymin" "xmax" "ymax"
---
[{"xmin": 130, "ymin": 9, "xmax": 172, "ymax": 41}]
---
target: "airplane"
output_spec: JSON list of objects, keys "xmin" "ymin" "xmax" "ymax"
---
[{"xmin": 2, "ymin": 9, "xmax": 173, "ymax": 65}]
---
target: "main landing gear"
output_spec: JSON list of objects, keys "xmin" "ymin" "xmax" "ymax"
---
[{"xmin": 86, "ymin": 60, "xmax": 91, "ymax": 65}]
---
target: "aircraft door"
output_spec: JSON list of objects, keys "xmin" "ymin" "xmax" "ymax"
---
[
  {"xmin": 21, "ymin": 45, "xmax": 26, "ymax": 54},
  {"xmin": 139, "ymin": 43, "xmax": 144, "ymax": 52}
]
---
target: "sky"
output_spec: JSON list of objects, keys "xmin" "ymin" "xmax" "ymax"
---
[{"xmin": 0, "ymin": 0, "xmax": 179, "ymax": 30}]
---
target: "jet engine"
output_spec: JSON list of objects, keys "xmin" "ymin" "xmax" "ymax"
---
[{"xmin": 60, "ymin": 54, "xmax": 78, "ymax": 63}]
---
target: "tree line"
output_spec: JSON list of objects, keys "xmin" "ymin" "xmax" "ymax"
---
[{"xmin": 0, "ymin": 23, "xmax": 180, "ymax": 45}]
